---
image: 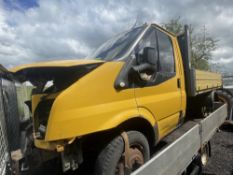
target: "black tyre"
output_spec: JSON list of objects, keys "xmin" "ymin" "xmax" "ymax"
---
[
  {"xmin": 216, "ymin": 90, "xmax": 233, "ymax": 120},
  {"xmin": 94, "ymin": 131, "xmax": 150, "ymax": 175}
]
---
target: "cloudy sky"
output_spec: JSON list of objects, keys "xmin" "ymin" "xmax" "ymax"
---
[{"xmin": 0, "ymin": 0, "xmax": 233, "ymax": 72}]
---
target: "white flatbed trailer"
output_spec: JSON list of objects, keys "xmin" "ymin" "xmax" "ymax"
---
[{"xmin": 132, "ymin": 104, "xmax": 228, "ymax": 175}]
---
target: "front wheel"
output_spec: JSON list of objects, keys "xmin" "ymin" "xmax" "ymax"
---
[{"xmin": 94, "ymin": 131, "xmax": 150, "ymax": 175}]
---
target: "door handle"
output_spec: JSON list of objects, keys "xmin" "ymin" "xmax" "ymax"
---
[{"xmin": 177, "ymin": 78, "xmax": 181, "ymax": 88}]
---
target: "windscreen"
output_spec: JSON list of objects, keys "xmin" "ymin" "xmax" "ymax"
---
[{"xmin": 88, "ymin": 26, "xmax": 146, "ymax": 61}]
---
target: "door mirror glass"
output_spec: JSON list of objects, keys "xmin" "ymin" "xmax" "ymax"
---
[{"xmin": 142, "ymin": 47, "xmax": 158, "ymax": 67}]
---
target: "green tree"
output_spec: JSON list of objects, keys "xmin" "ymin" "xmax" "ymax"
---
[{"xmin": 163, "ymin": 18, "xmax": 218, "ymax": 70}]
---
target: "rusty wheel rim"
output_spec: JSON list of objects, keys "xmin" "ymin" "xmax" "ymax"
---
[{"xmin": 116, "ymin": 146, "xmax": 144, "ymax": 175}]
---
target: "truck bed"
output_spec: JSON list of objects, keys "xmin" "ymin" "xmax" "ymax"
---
[{"xmin": 195, "ymin": 70, "xmax": 222, "ymax": 93}]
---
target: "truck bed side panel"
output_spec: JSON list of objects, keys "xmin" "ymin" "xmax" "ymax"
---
[{"xmin": 195, "ymin": 70, "xmax": 222, "ymax": 93}]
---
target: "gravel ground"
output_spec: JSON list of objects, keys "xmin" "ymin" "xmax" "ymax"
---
[{"xmin": 202, "ymin": 123, "xmax": 233, "ymax": 175}]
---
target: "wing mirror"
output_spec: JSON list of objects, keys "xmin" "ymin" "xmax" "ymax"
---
[{"xmin": 132, "ymin": 47, "xmax": 158, "ymax": 74}]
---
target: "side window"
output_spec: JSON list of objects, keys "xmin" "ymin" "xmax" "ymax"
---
[
  {"xmin": 132, "ymin": 27, "xmax": 175, "ymax": 86},
  {"xmin": 157, "ymin": 30, "xmax": 175, "ymax": 73}
]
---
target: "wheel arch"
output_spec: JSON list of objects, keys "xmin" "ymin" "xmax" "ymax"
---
[
  {"xmin": 117, "ymin": 117, "xmax": 158, "ymax": 147},
  {"xmin": 81, "ymin": 116, "xmax": 158, "ymax": 152}
]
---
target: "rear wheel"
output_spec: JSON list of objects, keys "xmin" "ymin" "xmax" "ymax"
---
[
  {"xmin": 184, "ymin": 143, "xmax": 211, "ymax": 175},
  {"xmin": 216, "ymin": 90, "xmax": 233, "ymax": 120},
  {"xmin": 200, "ymin": 142, "xmax": 211, "ymax": 167},
  {"xmin": 94, "ymin": 131, "xmax": 150, "ymax": 175}
]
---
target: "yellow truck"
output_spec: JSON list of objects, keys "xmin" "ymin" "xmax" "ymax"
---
[{"xmin": 10, "ymin": 23, "xmax": 232, "ymax": 175}]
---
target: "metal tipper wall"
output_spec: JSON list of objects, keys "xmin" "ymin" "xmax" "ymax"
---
[{"xmin": 0, "ymin": 77, "xmax": 9, "ymax": 175}]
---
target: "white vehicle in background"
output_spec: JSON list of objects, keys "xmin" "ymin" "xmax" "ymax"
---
[{"xmin": 0, "ymin": 66, "xmax": 10, "ymax": 175}]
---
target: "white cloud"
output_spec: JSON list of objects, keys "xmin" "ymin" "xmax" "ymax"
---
[
  {"xmin": 0, "ymin": 0, "xmax": 233, "ymax": 73},
  {"xmin": 1, "ymin": 0, "xmax": 156, "ymax": 67},
  {"xmin": 0, "ymin": 9, "xmax": 34, "ymax": 65}
]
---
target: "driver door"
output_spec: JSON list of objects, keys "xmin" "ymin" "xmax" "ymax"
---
[{"xmin": 133, "ymin": 27, "xmax": 182, "ymax": 138}]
